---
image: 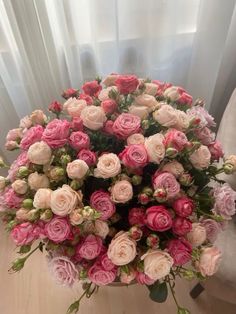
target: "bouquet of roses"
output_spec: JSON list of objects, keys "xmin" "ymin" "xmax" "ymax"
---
[{"xmin": 1, "ymin": 74, "xmax": 236, "ymax": 314}]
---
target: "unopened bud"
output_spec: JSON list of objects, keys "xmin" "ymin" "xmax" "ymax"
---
[
  {"xmin": 129, "ymin": 226, "xmax": 143, "ymax": 241},
  {"xmin": 0, "ymin": 156, "xmax": 5, "ymax": 168},
  {"xmin": 146, "ymin": 234, "xmax": 160, "ymax": 248},
  {"xmin": 179, "ymin": 172, "xmax": 193, "ymax": 187},
  {"xmin": 66, "ymin": 247, "xmax": 75, "ymax": 257},
  {"xmin": 182, "ymin": 270, "xmax": 195, "ymax": 280},
  {"xmin": 60, "ymin": 154, "xmax": 71, "ymax": 166},
  {"xmin": 142, "ymin": 187, "xmax": 153, "ymax": 196},
  {"xmin": 18, "ymin": 166, "xmax": 29, "ymax": 178},
  {"xmin": 223, "ymin": 163, "xmax": 234, "ymax": 174},
  {"xmin": 79, "ymin": 269, "xmax": 88, "ymax": 280},
  {"xmin": 0, "ymin": 176, "xmax": 6, "ymax": 190},
  {"xmin": 138, "ymin": 193, "xmax": 150, "ymax": 205},
  {"xmin": 82, "ymin": 206, "xmax": 95, "ymax": 220},
  {"xmin": 49, "ymin": 167, "xmax": 65, "ymax": 181},
  {"xmin": 194, "ymin": 98, "xmax": 205, "ymax": 107},
  {"xmin": 165, "ymin": 147, "xmax": 178, "ymax": 158},
  {"xmin": 10, "ymin": 257, "xmax": 26, "ymax": 273},
  {"xmin": 22, "ymin": 198, "xmax": 33, "ymax": 209},
  {"xmin": 141, "ymin": 120, "xmax": 150, "ymax": 130},
  {"xmin": 153, "ymin": 188, "xmax": 167, "ymax": 202},
  {"xmin": 27, "ymin": 209, "xmax": 40, "ymax": 222},
  {"xmin": 132, "ymin": 175, "xmax": 142, "ymax": 186},
  {"xmin": 70, "ymin": 179, "xmax": 83, "ymax": 190},
  {"xmin": 40, "ymin": 209, "xmax": 53, "ymax": 222}
]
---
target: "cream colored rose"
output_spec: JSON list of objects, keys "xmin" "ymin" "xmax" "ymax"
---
[
  {"xmin": 153, "ymin": 104, "xmax": 178, "ymax": 127},
  {"xmin": 19, "ymin": 115, "xmax": 32, "ymax": 129},
  {"xmin": 63, "ymin": 97, "xmax": 87, "ymax": 117},
  {"xmin": 189, "ymin": 145, "xmax": 211, "ymax": 170},
  {"xmin": 102, "ymin": 74, "xmax": 119, "ymax": 87},
  {"xmin": 33, "ymin": 188, "xmax": 52, "ymax": 209},
  {"xmin": 16, "ymin": 208, "xmax": 29, "ymax": 221},
  {"xmin": 69, "ymin": 208, "xmax": 84, "ymax": 225},
  {"xmin": 0, "ymin": 176, "xmax": 6, "ymax": 190},
  {"xmin": 163, "ymin": 86, "xmax": 179, "ymax": 101},
  {"xmin": 107, "ymin": 231, "xmax": 137, "ymax": 266},
  {"xmin": 28, "ymin": 172, "xmax": 50, "ymax": 190},
  {"xmin": 66, "ymin": 159, "xmax": 89, "ymax": 180},
  {"xmin": 80, "ymin": 105, "xmax": 107, "ymax": 130},
  {"xmin": 145, "ymin": 133, "xmax": 165, "ymax": 164},
  {"xmin": 174, "ymin": 110, "xmax": 190, "ymax": 131},
  {"xmin": 186, "ymin": 223, "xmax": 207, "ymax": 247},
  {"xmin": 162, "ymin": 161, "xmax": 184, "ymax": 178},
  {"xmin": 196, "ymin": 247, "xmax": 221, "ymax": 277},
  {"xmin": 127, "ymin": 133, "xmax": 145, "ymax": 145},
  {"xmin": 129, "ymin": 104, "xmax": 149, "ymax": 119},
  {"xmin": 27, "ymin": 141, "xmax": 52, "ymax": 165},
  {"xmin": 94, "ymin": 153, "xmax": 121, "ymax": 179},
  {"xmin": 224, "ymin": 155, "xmax": 236, "ymax": 171},
  {"xmin": 12, "ymin": 179, "xmax": 28, "ymax": 195},
  {"xmin": 30, "ymin": 110, "xmax": 46, "ymax": 125},
  {"xmin": 50, "ymin": 185, "xmax": 78, "ymax": 216},
  {"xmin": 111, "ymin": 180, "xmax": 133, "ymax": 203},
  {"xmin": 94, "ymin": 220, "xmax": 109, "ymax": 239},
  {"xmin": 98, "ymin": 86, "xmax": 118, "ymax": 101},
  {"xmin": 134, "ymin": 94, "xmax": 159, "ymax": 112},
  {"xmin": 83, "ymin": 220, "xmax": 95, "ymax": 234},
  {"xmin": 144, "ymin": 83, "xmax": 158, "ymax": 96},
  {"xmin": 141, "ymin": 250, "xmax": 173, "ymax": 280}
]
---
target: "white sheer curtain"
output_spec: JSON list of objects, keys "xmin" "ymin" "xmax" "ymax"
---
[{"xmin": 1, "ymin": 0, "xmax": 236, "ymax": 161}]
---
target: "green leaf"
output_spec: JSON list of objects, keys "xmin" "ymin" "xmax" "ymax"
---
[
  {"xmin": 18, "ymin": 245, "xmax": 31, "ymax": 254},
  {"xmin": 147, "ymin": 281, "xmax": 168, "ymax": 303},
  {"xmin": 177, "ymin": 307, "xmax": 191, "ymax": 314},
  {"xmin": 67, "ymin": 300, "xmax": 80, "ymax": 314}
]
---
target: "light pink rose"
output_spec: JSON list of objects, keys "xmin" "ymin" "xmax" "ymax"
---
[
  {"xmin": 196, "ymin": 247, "xmax": 221, "ymax": 276},
  {"xmin": 45, "ymin": 217, "xmax": 71, "ymax": 243},
  {"xmin": 119, "ymin": 144, "xmax": 148, "ymax": 169},
  {"xmin": 33, "ymin": 188, "xmax": 52, "ymax": 209},
  {"xmin": 88, "ymin": 263, "xmax": 116, "ymax": 286},
  {"xmin": 136, "ymin": 272, "xmax": 155, "ymax": 285},
  {"xmin": 120, "ymin": 268, "xmax": 136, "ymax": 284},
  {"xmin": 50, "ymin": 184, "xmax": 78, "ymax": 216},
  {"xmin": 103, "ymin": 74, "xmax": 119, "ymax": 87},
  {"xmin": 172, "ymin": 197, "xmax": 194, "ymax": 217},
  {"xmin": 172, "ymin": 217, "xmax": 192, "ymax": 236},
  {"xmin": 195, "ymin": 127, "xmax": 215, "ymax": 145},
  {"xmin": 19, "ymin": 115, "xmax": 32, "ymax": 129},
  {"xmin": 111, "ymin": 180, "xmax": 133, "ymax": 203},
  {"xmin": 7, "ymin": 151, "xmax": 29, "ymax": 182},
  {"xmin": 98, "ymin": 86, "xmax": 118, "ymax": 102},
  {"xmin": 208, "ymin": 141, "xmax": 224, "ymax": 161},
  {"xmin": 127, "ymin": 133, "xmax": 145, "ymax": 145},
  {"xmin": 152, "ymin": 171, "xmax": 180, "ymax": 199},
  {"xmin": 82, "ymin": 80, "xmax": 102, "ymax": 96},
  {"xmin": 101, "ymin": 99, "xmax": 117, "ymax": 114},
  {"xmin": 66, "ymin": 159, "xmax": 89, "ymax": 180},
  {"xmin": 4, "ymin": 187, "xmax": 24, "ymax": 209},
  {"xmin": 12, "ymin": 179, "xmax": 28, "ymax": 195},
  {"xmin": 20, "ymin": 125, "xmax": 44, "ymax": 150},
  {"xmin": 80, "ymin": 105, "xmax": 107, "ymax": 130},
  {"xmin": 112, "ymin": 113, "xmax": 141, "ymax": 139},
  {"xmin": 69, "ymin": 209, "xmax": 83, "ymax": 225},
  {"xmin": 42, "ymin": 119, "xmax": 70, "ymax": 148},
  {"xmin": 69, "ymin": 131, "xmax": 90, "ymax": 151},
  {"xmin": 76, "ymin": 235, "xmax": 102, "ymax": 260},
  {"xmin": 94, "ymin": 153, "xmax": 121, "ymax": 179},
  {"xmin": 186, "ymin": 222, "xmax": 206, "ymax": 247},
  {"xmin": 128, "ymin": 104, "xmax": 149, "ymax": 119},
  {"xmin": 128, "ymin": 207, "xmax": 145, "ymax": 227},
  {"xmin": 108, "ymin": 231, "xmax": 137, "ymax": 265},
  {"xmin": 145, "ymin": 205, "xmax": 172, "ymax": 232},
  {"xmin": 144, "ymin": 82, "xmax": 158, "ymax": 96},
  {"xmin": 189, "ymin": 145, "xmax": 211, "ymax": 170},
  {"xmin": 212, "ymin": 184, "xmax": 236, "ymax": 219},
  {"xmin": 30, "ymin": 110, "xmax": 46, "ymax": 125},
  {"xmin": 174, "ymin": 110, "xmax": 190, "ymax": 131},
  {"xmin": 163, "ymin": 86, "xmax": 181, "ymax": 101},
  {"xmin": 27, "ymin": 141, "xmax": 52, "ymax": 165},
  {"xmin": 164, "ymin": 128, "xmax": 188, "ymax": 151},
  {"xmin": 63, "ymin": 97, "xmax": 87, "ymax": 117},
  {"xmin": 115, "ymin": 75, "xmax": 139, "ymax": 94},
  {"xmin": 11, "ymin": 222, "xmax": 38, "ymax": 246},
  {"xmin": 90, "ymin": 190, "xmax": 116, "ymax": 220},
  {"xmin": 167, "ymin": 238, "xmax": 192, "ymax": 266},
  {"xmin": 6, "ymin": 128, "xmax": 23, "ymax": 141},
  {"xmin": 187, "ymin": 106, "xmax": 216, "ymax": 128},
  {"xmin": 200, "ymin": 219, "xmax": 222, "ymax": 243},
  {"xmin": 94, "ymin": 220, "xmax": 110, "ymax": 239},
  {"xmin": 145, "ymin": 133, "xmax": 165, "ymax": 164},
  {"xmin": 162, "ymin": 161, "xmax": 184, "ymax": 178},
  {"xmin": 49, "ymin": 256, "xmax": 78, "ymax": 287},
  {"xmin": 16, "ymin": 208, "xmax": 30, "ymax": 221},
  {"xmin": 0, "ymin": 176, "xmax": 6, "ymax": 190},
  {"xmin": 77, "ymin": 149, "xmax": 97, "ymax": 166},
  {"xmin": 153, "ymin": 104, "xmax": 178, "ymax": 127},
  {"xmin": 28, "ymin": 172, "xmax": 49, "ymax": 190},
  {"xmin": 134, "ymin": 94, "xmax": 159, "ymax": 112},
  {"xmin": 5, "ymin": 141, "xmax": 18, "ymax": 150}
]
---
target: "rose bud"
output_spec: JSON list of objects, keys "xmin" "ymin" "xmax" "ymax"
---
[
  {"xmin": 129, "ymin": 225, "xmax": 143, "ymax": 241},
  {"xmin": 0, "ymin": 176, "xmax": 6, "ymax": 190},
  {"xmin": 22, "ymin": 198, "xmax": 33, "ymax": 209},
  {"xmin": 194, "ymin": 98, "xmax": 205, "ymax": 107},
  {"xmin": 110, "ymin": 213, "xmax": 121, "ymax": 224},
  {"xmin": 40, "ymin": 209, "xmax": 53, "ymax": 222},
  {"xmin": 165, "ymin": 147, "xmax": 178, "ymax": 158},
  {"xmin": 223, "ymin": 155, "xmax": 236, "ymax": 174},
  {"xmin": 223, "ymin": 163, "xmax": 234, "ymax": 174},
  {"xmin": 10, "ymin": 257, "xmax": 26, "ymax": 273},
  {"xmin": 16, "ymin": 208, "xmax": 29, "ymax": 221},
  {"xmin": 132, "ymin": 175, "xmax": 142, "ymax": 186},
  {"xmin": 179, "ymin": 172, "xmax": 193, "ymax": 186},
  {"xmin": 27, "ymin": 209, "xmax": 40, "ymax": 222},
  {"xmin": 82, "ymin": 206, "xmax": 100, "ymax": 220},
  {"xmin": 18, "ymin": 166, "xmax": 29, "ymax": 178},
  {"xmin": 146, "ymin": 234, "xmax": 160, "ymax": 249},
  {"xmin": 62, "ymin": 88, "xmax": 78, "ymax": 99},
  {"xmin": 48, "ymin": 101, "xmax": 62, "ymax": 114},
  {"xmin": 5, "ymin": 141, "xmax": 19, "ymax": 151},
  {"xmin": 142, "ymin": 187, "xmax": 153, "ymax": 196},
  {"xmin": 79, "ymin": 269, "xmax": 88, "ymax": 280},
  {"xmin": 70, "ymin": 179, "xmax": 83, "ymax": 190},
  {"xmin": 153, "ymin": 188, "xmax": 167, "ymax": 203},
  {"xmin": 49, "ymin": 167, "xmax": 65, "ymax": 181},
  {"xmin": 138, "ymin": 193, "xmax": 150, "ymax": 205},
  {"xmin": 60, "ymin": 154, "xmax": 71, "ymax": 166},
  {"xmin": 0, "ymin": 156, "xmax": 6, "ymax": 168},
  {"xmin": 141, "ymin": 119, "xmax": 150, "ymax": 130}
]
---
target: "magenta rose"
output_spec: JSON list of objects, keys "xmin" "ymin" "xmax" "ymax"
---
[
  {"xmin": 167, "ymin": 238, "xmax": 192, "ymax": 266},
  {"xmin": 153, "ymin": 171, "xmax": 180, "ymax": 199},
  {"xmin": 69, "ymin": 131, "xmax": 90, "ymax": 151},
  {"xmin": 115, "ymin": 75, "xmax": 139, "ymax": 94},
  {"xmin": 88, "ymin": 263, "xmax": 116, "ymax": 286},
  {"xmin": 145, "ymin": 205, "xmax": 173, "ymax": 232},
  {"xmin": 163, "ymin": 129, "xmax": 188, "ymax": 151},
  {"xmin": 48, "ymin": 101, "xmax": 62, "ymax": 114},
  {"xmin": 11, "ymin": 222, "xmax": 38, "ymax": 246},
  {"xmin": 42, "ymin": 119, "xmax": 70, "ymax": 148},
  {"xmin": 128, "ymin": 207, "xmax": 146, "ymax": 227},
  {"xmin": 119, "ymin": 144, "xmax": 148, "ymax": 169},
  {"xmin": 20, "ymin": 125, "xmax": 44, "ymax": 150},
  {"xmin": 70, "ymin": 117, "xmax": 84, "ymax": 131},
  {"xmin": 99, "ymin": 253, "xmax": 116, "ymax": 271},
  {"xmin": 178, "ymin": 92, "xmax": 193, "ymax": 106},
  {"xmin": 103, "ymin": 120, "xmax": 114, "ymax": 135},
  {"xmin": 208, "ymin": 141, "xmax": 224, "ymax": 161},
  {"xmin": 200, "ymin": 218, "xmax": 222, "ymax": 243},
  {"xmin": 136, "ymin": 272, "xmax": 155, "ymax": 285},
  {"xmin": 4, "ymin": 188, "xmax": 24, "ymax": 209},
  {"xmin": 112, "ymin": 113, "xmax": 141, "ymax": 139},
  {"xmin": 101, "ymin": 99, "xmax": 117, "ymax": 114},
  {"xmin": 7, "ymin": 151, "xmax": 29, "ymax": 182},
  {"xmin": 77, "ymin": 149, "xmax": 97, "ymax": 166},
  {"xmin": 172, "ymin": 197, "xmax": 194, "ymax": 217},
  {"xmin": 79, "ymin": 93, "xmax": 93, "ymax": 105},
  {"xmin": 76, "ymin": 235, "xmax": 102, "ymax": 260},
  {"xmin": 82, "ymin": 80, "xmax": 102, "ymax": 96},
  {"xmin": 90, "ymin": 190, "xmax": 116, "ymax": 220},
  {"xmin": 172, "ymin": 217, "xmax": 192, "ymax": 236},
  {"xmin": 213, "ymin": 183, "xmax": 236, "ymax": 219},
  {"xmin": 45, "ymin": 217, "xmax": 71, "ymax": 243}
]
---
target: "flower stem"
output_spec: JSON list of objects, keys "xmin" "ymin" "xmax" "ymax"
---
[{"xmin": 167, "ymin": 276, "xmax": 180, "ymax": 310}]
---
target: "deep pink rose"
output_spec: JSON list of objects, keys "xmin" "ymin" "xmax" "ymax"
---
[
  {"xmin": 45, "ymin": 217, "xmax": 71, "ymax": 243},
  {"xmin": 99, "ymin": 253, "xmax": 116, "ymax": 271},
  {"xmin": 48, "ymin": 101, "xmax": 62, "ymax": 114},
  {"xmin": 119, "ymin": 144, "xmax": 148, "ymax": 169},
  {"xmin": 4, "ymin": 188, "xmax": 24, "ymax": 209},
  {"xmin": 152, "ymin": 80, "xmax": 172, "ymax": 96},
  {"xmin": 200, "ymin": 218, "xmax": 222, "ymax": 243},
  {"xmin": 70, "ymin": 117, "xmax": 83, "ymax": 131},
  {"xmin": 7, "ymin": 151, "xmax": 29, "ymax": 182},
  {"xmin": 69, "ymin": 131, "xmax": 90, "ymax": 151},
  {"xmin": 79, "ymin": 93, "xmax": 93, "ymax": 105},
  {"xmin": 62, "ymin": 88, "xmax": 77, "ymax": 99},
  {"xmin": 20, "ymin": 125, "xmax": 44, "ymax": 150},
  {"xmin": 112, "ymin": 113, "xmax": 141, "ymax": 139},
  {"xmin": 11, "ymin": 222, "xmax": 38, "ymax": 246},
  {"xmin": 90, "ymin": 190, "xmax": 116, "ymax": 220},
  {"xmin": 172, "ymin": 217, "xmax": 192, "ymax": 236},
  {"xmin": 172, "ymin": 197, "xmax": 194, "ymax": 217},
  {"xmin": 213, "ymin": 183, "xmax": 236, "ymax": 219},
  {"xmin": 163, "ymin": 129, "xmax": 188, "ymax": 151},
  {"xmin": 101, "ymin": 99, "xmax": 117, "ymax": 114},
  {"xmin": 136, "ymin": 272, "xmax": 155, "ymax": 285},
  {"xmin": 208, "ymin": 141, "xmax": 224, "ymax": 161},
  {"xmin": 88, "ymin": 263, "xmax": 116, "ymax": 285},
  {"xmin": 153, "ymin": 171, "xmax": 180, "ymax": 199},
  {"xmin": 77, "ymin": 149, "xmax": 97, "ymax": 166},
  {"xmin": 145, "ymin": 205, "xmax": 172, "ymax": 232},
  {"xmin": 195, "ymin": 127, "xmax": 215, "ymax": 145},
  {"xmin": 178, "ymin": 92, "xmax": 193, "ymax": 106},
  {"xmin": 115, "ymin": 75, "xmax": 139, "ymax": 94},
  {"xmin": 128, "ymin": 207, "xmax": 145, "ymax": 227},
  {"xmin": 42, "ymin": 119, "xmax": 70, "ymax": 148},
  {"xmin": 82, "ymin": 80, "xmax": 102, "ymax": 96},
  {"xmin": 103, "ymin": 120, "xmax": 114, "ymax": 135},
  {"xmin": 76, "ymin": 235, "xmax": 102, "ymax": 260},
  {"xmin": 167, "ymin": 238, "xmax": 192, "ymax": 266}
]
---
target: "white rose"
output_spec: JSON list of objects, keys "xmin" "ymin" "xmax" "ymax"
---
[
  {"xmin": 66, "ymin": 159, "xmax": 89, "ymax": 180},
  {"xmin": 12, "ymin": 179, "xmax": 28, "ymax": 194},
  {"xmin": 163, "ymin": 86, "xmax": 180, "ymax": 101},
  {"xmin": 19, "ymin": 115, "xmax": 32, "ymax": 129},
  {"xmin": 94, "ymin": 153, "xmax": 121, "ymax": 179},
  {"xmin": 98, "ymin": 86, "xmax": 118, "ymax": 101},
  {"xmin": 50, "ymin": 184, "xmax": 78, "ymax": 216},
  {"xmin": 63, "ymin": 97, "xmax": 87, "ymax": 117},
  {"xmin": 142, "ymin": 250, "xmax": 174, "ymax": 280},
  {"xmin": 129, "ymin": 105, "xmax": 149, "ymax": 119},
  {"xmin": 0, "ymin": 176, "xmax": 6, "ymax": 190},
  {"xmin": 144, "ymin": 83, "xmax": 158, "ymax": 96},
  {"xmin": 111, "ymin": 180, "xmax": 133, "ymax": 203},
  {"xmin": 127, "ymin": 133, "xmax": 145, "ymax": 145},
  {"xmin": 186, "ymin": 223, "xmax": 207, "ymax": 247},
  {"xmin": 145, "ymin": 133, "xmax": 165, "ymax": 164},
  {"xmin": 174, "ymin": 110, "xmax": 190, "ymax": 131},
  {"xmin": 33, "ymin": 188, "xmax": 52, "ymax": 209},
  {"xmin": 134, "ymin": 94, "xmax": 159, "ymax": 112},
  {"xmin": 189, "ymin": 145, "xmax": 211, "ymax": 169},
  {"xmin": 80, "ymin": 105, "xmax": 107, "ymax": 130},
  {"xmin": 162, "ymin": 161, "xmax": 184, "ymax": 178},
  {"xmin": 153, "ymin": 104, "xmax": 178, "ymax": 127},
  {"xmin": 30, "ymin": 110, "xmax": 46, "ymax": 125},
  {"xmin": 69, "ymin": 209, "xmax": 84, "ymax": 225},
  {"xmin": 28, "ymin": 172, "xmax": 50, "ymax": 190},
  {"xmin": 94, "ymin": 220, "xmax": 109, "ymax": 239},
  {"xmin": 27, "ymin": 141, "xmax": 52, "ymax": 165}
]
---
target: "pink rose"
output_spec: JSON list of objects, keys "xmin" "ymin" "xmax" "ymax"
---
[
  {"xmin": 79, "ymin": 93, "xmax": 93, "ymax": 105},
  {"xmin": 50, "ymin": 184, "xmax": 78, "ymax": 216},
  {"xmin": 195, "ymin": 127, "xmax": 215, "ymax": 145},
  {"xmin": 145, "ymin": 133, "xmax": 165, "ymax": 164},
  {"xmin": 172, "ymin": 197, "xmax": 194, "ymax": 217},
  {"xmin": 103, "ymin": 73, "xmax": 119, "ymax": 87},
  {"xmin": 153, "ymin": 104, "xmax": 178, "ymax": 127},
  {"xmin": 162, "ymin": 161, "xmax": 184, "ymax": 178},
  {"xmin": 115, "ymin": 75, "xmax": 139, "ymax": 94},
  {"xmin": 145, "ymin": 205, "xmax": 172, "ymax": 232},
  {"xmin": 189, "ymin": 145, "xmax": 211, "ymax": 170},
  {"xmin": 6, "ymin": 128, "xmax": 23, "ymax": 141},
  {"xmin": 187, "ymin": 106, "xmax": 216, "ymax": 128},
  {"xmin": 120, "ymin": 268, "xmax": 136, "ymax": 284},
  {"xmin": 5, "ymin": 141, "xmax": 18, "ymax": 150},
  {"xmin": 110, "ymin": 180, "xmax": 133, "ymax": 203},
  {"xmin": 99, "ymin": 253, "xmax": 116, "ymax": 271},
  {"xmin": 11, "ymin": 222, "xmax": 38, "ymax": 246},
  {"xmin": 20, "ymin": 125, "xmax": 44, "ymax": 150},
  {"xmin": 19, "ymin": 115, "xmax": 32, "ymax": 129},
  {"xmin": 7, "ymin": 152, "xmax": 29, "ymax": 182},
  {"xmin": 12, "ymin": 179, "xmax": 28, "ymax": 195},
  {"xmin": 186, "ymin": 223, "xmax": 206, "ymax": 247},
  {"xmin": 82, "ymin": 80, "xmax": 102, "ymax": 96},
  {"xmin": 94, "ymin": 153, "xmax": 121, "ymax": 179},
  {"xmin": 88, "ymin": 263, "xmax": 116, "ymax": 286},
  {"xmin": 45, "ymin": 217, "xmax": 71, "ymax": 243},
  {"xmin": 152, "ymin": 171, "xmax": 180, "ymax": 199},
  {"xmin": 70, "ymin": 117, "xmax": 83, "ymax": 131},
  {"xmin": 48, "ymin": 101, "xmax": 62, "ymax": 114},
  {"xmin": 49, "ymin": 256, "xmax": 78, "ymax": 287},
  {"xmin": 196, "ymin": 247, "xmax": 221, "ymax": 276},
  {"xmin": 69, "ymin": 131, "xmax": 90, "ymax": 151},
  {"xmin": 128, "ymin": 207, "xmax": 145, "ymax": 227},
  {"xmin": 76, "ymin": 235, "xmax": 102, "ymax": 260},
  {"xmin": 112, "ymin": 113, "xmax": 141, "ymax": 139},
  {"xmin": 90, "ymin": 190, "xmax": 116, "ymax": 220},
  {"xmin": 4, "ymin": 188, "xmax": 23, "ymax": 209},
  {"xmin": 66, "ymin": 159, "xmax": 89, "ymax": 180},
  {"xmin": 77, "ymin": 149, "xmax": 97, "ymax": 166},
  {"xmin": 62, "ymin": 88, "xmax": 77, "ymax": 99},
  {"xmin": 167, "ymin": 238, "xmax": 192, "ymax": 266},
  {"xmin": 101, "ymin": 99, "xmax": 117, "ymax": 114},
  {"xmin": 172, "ymin": 217, "xmax": 192, "ymax": 236},
  {"xmin": 200, "ymin": 219, "xmax": 222, "ymax": 243},
  {"xmin": 63, "ymin": 98, "xmax": 87, "ymax": 117},
  {"xmin": 94, "ymin": 220, "xmax": 109, "ymax": 239},
  {"xmin": 208, "ymin": 141, "xmax": 224, "ymax": 161},
  {"xmin": 127, "ymin": 133, "xmax": 145, "ymax": 145},
  {"xmin": 42, "ymin": 119, "xmax": 70, "ymax": 148},
  {"xmin": 164, "ymin": 129, "xmax": 188, "ymax": 151},
  {"xmin": 178, "ymin": 92, "xmax": 193, "ymax": 105},
  {"xmin": 103, "ymin": 120, "xmax": 114, "ymax": 135},
  {"xmin": 30, "ymin": 110, "xmax": 46, "ymax": 125},
  {"xmin": 119, "ymin": 144, "xmax": 148, "ymax": 169},
  {"xmin": 136, "ymin": 272, "xmax": 155, "ymax": 285},
  {"xmin": 212, "ymin": 183, "xmax": 236, "ymax": 219},
  {"xmin": 80, "ymin": 105, "xmax": 107, "ymax": 130}
]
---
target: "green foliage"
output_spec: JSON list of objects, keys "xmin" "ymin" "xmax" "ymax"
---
[
  {"xmin": 18, "ymin": 245, "xmax": 31, "ymax": 254},
  {"xmin": 177, "ymin": 308, "xmax": 191, "ymax": 314},
  {"xmin": 147, "ymin": 281, "xmax": 168, "ymax": 303}
]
